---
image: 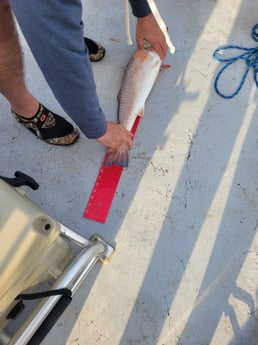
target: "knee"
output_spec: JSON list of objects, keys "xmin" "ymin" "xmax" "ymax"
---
[
  {"xmin": 0, "ymin": 1, "xmax": 16, "ymax": 43},
  {"xmin": 0, "ymin": 0, "xmax": 11, "ymax": 11},
  {"xmin": 0, "ymin": 1, "xmax": 12, "ymax": 22},
  {"xmin": 0, "ymin": 0, "xmax": 11, "ymax": 22}
]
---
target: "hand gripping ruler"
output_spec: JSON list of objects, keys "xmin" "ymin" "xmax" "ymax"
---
[{"xmin": 83, "ymin": 116, "xmax": 141, "ymax": 223}]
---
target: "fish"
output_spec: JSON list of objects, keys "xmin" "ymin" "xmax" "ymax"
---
[{"xmin": 104, "ymin": 48, "xmax": 163, "ymax": 168}]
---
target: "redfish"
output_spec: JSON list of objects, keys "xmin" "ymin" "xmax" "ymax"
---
[{"xmin": 105, "ymin": 48, "xmax": 163, "ymax": 167}]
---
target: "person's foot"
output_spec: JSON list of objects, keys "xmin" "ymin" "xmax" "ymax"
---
[
  {"xmin": 12, "ymin": 103, "xmax": 79, "ymax": 145},
  {"xmin": 84, "ymin": 37, "xmax": 105, "ymax": 62}
]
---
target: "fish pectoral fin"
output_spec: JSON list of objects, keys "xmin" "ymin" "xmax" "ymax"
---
[
  {"xmin": 138, "ymin": 107, "xmax": 145, "ymax": 117},
  {"xmin": 160, "ymin": 64, "xmax": 171, "ymax": 71}
]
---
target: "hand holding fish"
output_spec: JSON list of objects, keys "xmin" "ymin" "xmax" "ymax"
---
[
  {"xmin": 136, "ymin": 13, "xmax": 168, "ymax": 60},
  {"xmin": 96, "ymin": 121, "xmax": 133, "ymax": 153}
]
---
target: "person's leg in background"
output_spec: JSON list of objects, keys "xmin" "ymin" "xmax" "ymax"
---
[
  {"xmin": 0, "ymin": 0, "xmax": 38, "ymax": 117},
  {"xmin": 0, "ymin": 0, "xmax": 79, "ymax": 145},
  {"xmin": 9, "ymin": 0, "xmax": 107, "ymax": 140}
]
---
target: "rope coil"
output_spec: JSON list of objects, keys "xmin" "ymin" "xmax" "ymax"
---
[{"xmin": 213, "ymin": 24, "xmax": 258, "ymax": 98}]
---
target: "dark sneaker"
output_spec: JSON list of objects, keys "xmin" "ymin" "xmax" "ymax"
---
[
  {"xmin": 12, "ymin": 103, "xmax": 79, "ymax": 146},
  {"xmin": 84, "ymin": 37, "xmax": 105, "ymax": 62}
]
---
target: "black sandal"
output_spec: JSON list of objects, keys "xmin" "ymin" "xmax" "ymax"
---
[
  {"xmin": 84, "ymin": 37, "xmax": 105, "ymax": 62},
  {"xmin": 12, "ymin": 103, "xmax": 79, "ymax": 146}
]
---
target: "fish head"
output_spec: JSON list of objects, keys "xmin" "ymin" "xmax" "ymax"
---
[{"xmin": 133, "ymin": 49, "xmax": 162, "ymax": 69}]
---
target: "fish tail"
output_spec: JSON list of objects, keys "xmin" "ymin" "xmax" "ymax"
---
[{"xmin": 104, "ymin": 146, "xmax": 129, "ymax": 168}]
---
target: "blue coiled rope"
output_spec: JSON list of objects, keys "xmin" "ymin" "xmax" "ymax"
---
[{"xmin": 213, "ymin": 24, "xmax": 258, "ymax": 98}]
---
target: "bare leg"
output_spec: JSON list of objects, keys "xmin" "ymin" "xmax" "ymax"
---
[
  {"xmin": 0, "ymin": 0, "xmax": 38, "ymax": 117},
  {"xmin": 0, "ymin": 0, "xmax": 79, "ymax": 145}
]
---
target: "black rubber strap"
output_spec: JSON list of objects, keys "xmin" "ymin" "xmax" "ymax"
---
[
  {"xmin": 27, "ymin": 295, "xmax": 72, "ymax": 345},
  {"xmin": 16, "ymin": 288, "xmax": 72, "ymax": 301},
  {"xmin": 0, "ymin": 171, "xmax": 39, "ymax": 190}
]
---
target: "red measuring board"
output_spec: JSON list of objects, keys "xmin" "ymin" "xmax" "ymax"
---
[{"xmin": 83, "ymin": 116, "xmax": 141, "ymax": 223}]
